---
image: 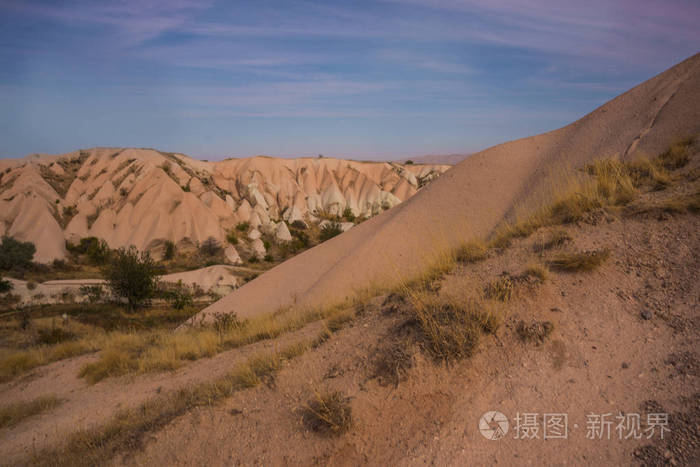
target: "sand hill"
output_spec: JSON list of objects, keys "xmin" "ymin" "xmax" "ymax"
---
[
  {"xmin": 0, "ymin": 151, "xmax": 448, "ymax": 263},
  {"xmin": 195, "ymin": 53, "xmax": 700, "ymax": 323}
]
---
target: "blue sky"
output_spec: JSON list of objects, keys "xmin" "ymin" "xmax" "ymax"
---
[{"xmin": 1, "ymin": 0, "xmax": 698, "ymax": 160}]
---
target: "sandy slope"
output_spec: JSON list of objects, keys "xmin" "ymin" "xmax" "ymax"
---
[
  {"xmin": 194, "ymin": 53, "xmax": 700, "ymax": 323},
  {"xmin": 122, "ymin": 210, "xmax": 699, "ymax": 466}
]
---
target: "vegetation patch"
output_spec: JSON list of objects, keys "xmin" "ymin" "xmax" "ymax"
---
[
  {"xmin": 373, "ymin": 343, "xmax": 414, "ymax": 387},
  {"xmin": 489, "ymin": 140, "xmax": 696, "ymax": 247},
  {"xmin": 301, "ymin": 390, "xmax": 352, "ymax": 436},
  {"xmin": 319, "ymin": 222, "xmax": 343, "ymax": 242},
  {"xmin": 34, "ymin": 342, "xmax": 309, "ymax": 466},
  {"xmin": 454, "ymin": 240, "xmax": 487, "ymax": 264},
  {"xmin": 483, "ymin": 276, "xmax": 513, "ymax": 302},
  {"xmin": 522, "ymin": 264, "xmax": 549, "ymax": 282},
  {"xmin": 407, "ymin": 295, "xmax": 501, "ymax": 363},
  {"xmin": 516, "ymin": 320, "xmax": 554, "ymax": 344},
  {"xmin": 656, "ymin": 137, "xmax": 693, "ymax": 170},
  {"xmin": 533, "ymin": 230, "xmax": 571, "ymax": 252},
  {"xmin": 547, "ymin": 249, "xmax": 610, "ymax": 272},
  {"xmin": 0, "ymin": 396, "xmax": 62, "ymax": 429}
]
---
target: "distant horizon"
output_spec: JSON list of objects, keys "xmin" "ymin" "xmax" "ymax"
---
[
  {"xmin": 3, "ymin": 144, "xmax": 472, "ymax": 163},
  {"xmin": 2, "ymin": 1, "xmax": 698, "ymax": 159}
]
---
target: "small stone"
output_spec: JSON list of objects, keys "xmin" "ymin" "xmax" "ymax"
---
[
  {"xmin": 550, "ymin": 307, "xmax": 563, "ymax": 312},
  {"xmin": 622, "ymin": 362, "xmax": 629, "ymax": 369},
  {"xmin": 641, "ymin": 309, "xmax": 653, "ymax": 320}
]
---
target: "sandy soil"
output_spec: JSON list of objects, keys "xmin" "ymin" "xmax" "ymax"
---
[{"xmin": 115, "ymin": 211, "xmax": 699, "ymax": 466}]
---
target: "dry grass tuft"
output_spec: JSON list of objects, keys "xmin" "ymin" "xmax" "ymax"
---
[
  {"xmin": 0, "ymin": 395, "xmax": 62, "ymax": 429},
  {"xmin": 657, "ymin": 137, "xmax": 693, "ymax": 170},
  {"xmin": 325, "ymin": 308, "xmax": 355, "ymax": 333},
  {"xmin": 373, "ymin": 343, "xmax": 414, "ymax": 387},
  {"xmin": 407, "ymin": 294, "xmax": 502, "ymax": 362},
  {"xmin": 626, "ymin": 158, "xmax": 672, "ymax": 190},
  {"xmin": 547, "ymin": 249, "xmax": 610, "ymax": 272},
  {"xmin": 522, "ymin": 264, "xmax": 548, "ymax": 282},
  {"xmin": 533, "ymin": 230, "xmax": 571, "ymax": 252},
  {"xmin": 454, "ymin": 240, "xmax": 487, "ymax": 264},
  {"xmin": 483, "ymin": 277, "xmax": 513, "ymax": 302},
  {"xmin": 626, "ymin": 191, "xmax": 700, "ymax": 217},
  {"xmin": 75, "ymin": 299, "xmax": 359, "ymax": 384},
  {"xmin": 0, "ymin": 338, "xmax": 100, "ymax": 383},
  {"xmin": 516, "ymin": 320, "xmax": 554, "ymax": 344},
  {"xmin": 301, "ymin": 390, "xmax": 352, "ymax": 436},
  {"xmin": 487, "ymin": 140, "xmax": 695, "ymax": 248}
]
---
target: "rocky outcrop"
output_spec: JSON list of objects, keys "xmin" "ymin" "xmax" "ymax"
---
[{"xmin": 0, "ymin": 149, "xmax": 448, "ymax": 262}]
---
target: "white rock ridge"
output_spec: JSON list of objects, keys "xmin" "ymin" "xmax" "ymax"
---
[{"xmin": 0, "ymin": 150, "xmax": 449, "ymax": 263}]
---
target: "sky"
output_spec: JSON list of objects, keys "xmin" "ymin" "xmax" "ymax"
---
[{"xmin": 1, "ymin": 1, "xmax": 698, "ymax": 160}]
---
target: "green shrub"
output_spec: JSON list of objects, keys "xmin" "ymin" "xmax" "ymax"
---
[
  {"xmin": 66, "ymin": 237, "xmax": 110, "ymax": 265},
  {"xmin": 163, "ymin": 241, "xmax": 176, "ymax": 260},
  {"xmin": 199, "ymin": 237, "xmax": 222, "ymax": 257},
  {"xmin": 0, "ymin": 236, "xmax": 36, "ymax": 270},
  {"xmin": 236, "ymin": 222, "xmax": 250, "ymax": 232},
  {"xmin": 162, "ymin": 280, "xmax": 193, "ymax": 310},
  {"xmin": 264, "ymin": 254, "xmax": 274, "ymax": 262},
  {"xmin": 102, "ymin": 247, "xmax": 159, "ymax": 311},
  {"xmin": 320, "ymin": 222, "xmax": 343, "ymax": 242},
  {"xmin": 0, "ymin": 277, "xmax": 13, "ymax": 293},
  {"xmin": 342, "ymin": 206, "xmax": 355, "ymax": 222},
  {"xmin": 79, "ymin": 285, "xmax": 104, "ymax": 303},
  {"xmin": 226, "ymin": 231, "xmax": 238, "ymax": 245}
]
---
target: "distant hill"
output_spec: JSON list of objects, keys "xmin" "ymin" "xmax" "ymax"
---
[
  {"xmin": 0, "ymin": 150, "xmax": 449, "ymax": 263},
  {"xmin": 398, "ymin": 153, "xmax": 471, "ymax": 165}
]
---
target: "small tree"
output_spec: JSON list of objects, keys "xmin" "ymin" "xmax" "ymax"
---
[
  {"xmin": 102, "ymin": 247, "xmax": 159, "ymax": 311},
  {"xmin": 199, "ymin": 237, "xmax": 222, "ymax": 257},
  {"xmin": 0, "ymin": 236, "xmax": 36, "ymax": 270},
  {"xmin": 163, "ymin": 240, "xmax": 176, "ymax": 260}
]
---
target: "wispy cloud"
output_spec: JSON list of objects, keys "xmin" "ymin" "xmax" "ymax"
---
[{"xmin": 3, "ymin": 0, "xmax": 212, "ymax": 45}]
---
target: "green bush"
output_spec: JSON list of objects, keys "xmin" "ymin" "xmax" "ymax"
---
[
  {"xmin": 66, "ymin": 237, "xmax": 110, "ymax": 265},
  {"xmin": 236, "ymin": 222, "xmax": 250, "ymax": 232},
  {"xmin": 162, "ymin": 280, "xmax": 193, "ymax": 310},
  {"xmin": 102, "ymin": 247, "xmax": 159, "ymax": 311},
  {"xmin": 226, "ymin": 231, "xmax": 238, "ymax": 245},
  {"xmin": 79, "ymin": 284, "xmax": 105, "ymax": 303},
  {"xmin": 163, "ymin": 241, "xmax": 176, "ymax": 260},
  {"xmin": 0, "ymin": 277, "xmax": 13, "ymax": 293},
  {"xmin": 320, "ymin": 222, "xmax": 343, "ymax": 242},
  {"xmin": 0, "ymin": 236, "xmax": 36, "ymax": 270},
  {"xmin": 199, "ymin": 237, "xmax": 222, "ymax": 257},
  {"xmin": 342, "ymin": 206, "xmax": 355, "ymax": 222}
]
